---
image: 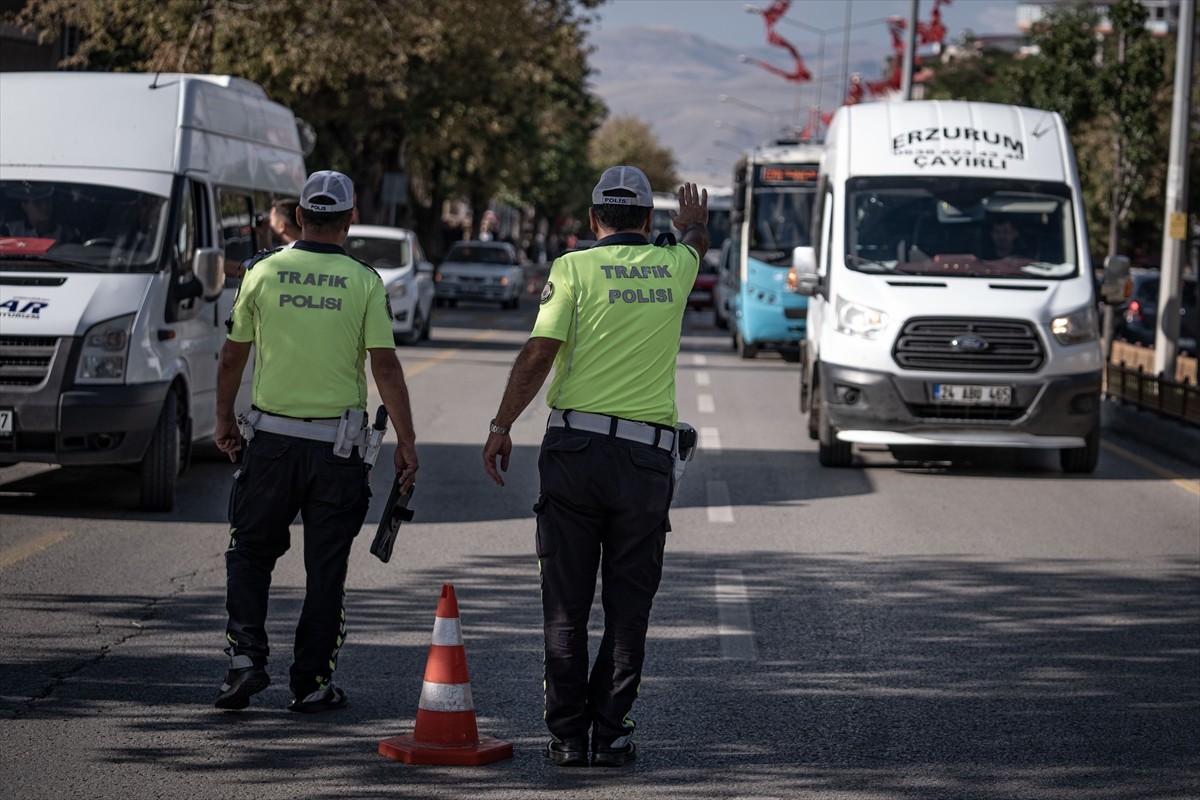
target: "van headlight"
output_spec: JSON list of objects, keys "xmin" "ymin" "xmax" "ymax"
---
[
  {"xmin": 76, "ymin": 314, "xmax": 134, "ymax": 384},
  {"xmin": 388, "ymin": 280, "xmax": 410, "ymax": 300},
  {"xmin": 1051, "ymin": 303, "xmax": 1098, "ymax": 345},
  {"xmin": 835, "ymin": 296, "xmax": 889, "ymax": 339}
]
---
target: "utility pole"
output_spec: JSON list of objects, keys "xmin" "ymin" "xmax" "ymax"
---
[
  {"xmin": 900, "ymin": 0, "xmax": 918, "ymax": 100},
  {"xmin": 1153, "ymin": 0, "xmax": 1195, "ymax": 378}
]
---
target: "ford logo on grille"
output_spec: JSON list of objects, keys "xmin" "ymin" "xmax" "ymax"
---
[{"xmin": 951, "ymin": 336, "xmax": 990, "ymax": 352}]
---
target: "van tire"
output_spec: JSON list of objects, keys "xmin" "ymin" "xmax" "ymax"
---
[
  {"xmin": 140, "ymin": 391, "xmax": 181, "ymax": 512},
  {"xmin": 1060, "ymin": 423, "xmax": 1100, "ymax": 474},
  {"xmin": 816, "ymin": 394, "xmax": 852, "ymax": 467},
  {"xmin": 736, "ymin": 331, "xmax": 759, "ymax": 359}
]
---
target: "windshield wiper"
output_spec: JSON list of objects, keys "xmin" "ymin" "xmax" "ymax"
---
[
  {"xmin": 0, "ymin": 253, "xmax": 106, "ymax": 272},
  {"xmin": 845, "ymin": 254, "xmax": 897, "ymax": 273},
  {"xmin": 748, "ymin": 248, "xmax": 790, "ymax": 265}
]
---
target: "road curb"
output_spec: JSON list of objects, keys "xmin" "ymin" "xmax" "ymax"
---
[{"xmin": 1102, "ymin": 398, "xmax": 1200, "ymax": 468}]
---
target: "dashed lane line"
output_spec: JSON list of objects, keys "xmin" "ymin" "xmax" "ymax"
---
[
  {"xmin": 698, "ymin": 394, "xmax": 715, "ymax": 414},
  {"xmin": 715, "ymin": 569, "xmax": 757, "ymax": 660},
  {"xmin": 707, "ymin": 480, "xmax": 734, "ymax": 523},
  {"xmin": 700, "ymin": 426, "xmax": 722, "ymax": 452}
]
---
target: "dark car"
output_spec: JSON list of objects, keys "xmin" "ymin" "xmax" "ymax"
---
[
  {"xmin": 688, "ymin": 261, "xmax": 718, "ymax": 311},
  {"xmin": 1114, "ymin": 271, "xmax": 1199, "ymax": 354}
]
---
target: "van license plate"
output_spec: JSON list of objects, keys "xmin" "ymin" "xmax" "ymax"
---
[
  {"xmin": 0, "ymin": 408, "xmax": 12, "ymax": 436},
  {"xmin": 933, "ymin": 384, "xmax": 1012, "ymax": 405}
]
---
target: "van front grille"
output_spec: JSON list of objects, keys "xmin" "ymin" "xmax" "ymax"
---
[
  {"xmin": 892, "ymin": 318, "xmax": 1044, "ymax": 372},
  {"xmin": 0, "ymin": 335, "xmax": 60, "ymax": 387}
]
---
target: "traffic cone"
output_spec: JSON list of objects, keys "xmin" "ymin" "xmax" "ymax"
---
[{"xmin": 378, "ymin": 584, "xmax": 513, "ymax": 766}]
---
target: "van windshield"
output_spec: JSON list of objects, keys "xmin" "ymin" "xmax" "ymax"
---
[
  {"xmin": 0, "ymin": 180, "xmax": 167, "ymax": 273},
  {"xmin": 846, "ymin": 176, "xmax": 1078, "ymax": 280}
]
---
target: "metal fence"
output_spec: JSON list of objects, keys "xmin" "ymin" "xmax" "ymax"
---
[{"xmin": 1104, "ymin": 342, "xmax": 1200, "ymax": 428}]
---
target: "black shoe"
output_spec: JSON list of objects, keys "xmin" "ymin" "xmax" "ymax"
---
[
  {"xmin": 287, "ymin": 684, "xmax": 348, "ymax": 714},
  {"xmin": 592, "ymin": 737, "xmax": 636, "ymax": 767},
  {"xmin": 546, "ymin": 737, "xmax": 589, "ymax": 767},
  {"xmin": 214, "ymin": 665, "xmax": 270, "ymax": 710}
]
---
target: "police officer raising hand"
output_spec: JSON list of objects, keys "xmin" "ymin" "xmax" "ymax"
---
[
  {"xmin": 483, "ymin": 166, "xmax": 706, "ymax": 767},
  {"xmin": 212, "ymin": 170, "xmax": 418, "ymax": 715}
]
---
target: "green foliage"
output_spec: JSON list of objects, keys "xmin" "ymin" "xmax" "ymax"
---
[
  {"xmin": 9, "ymin": 0, "xmax": 615, "ymax": 257},
  {"xmin": 925, "ymin": 0, "xmax": 1174, "ymax": 263},
  {"xmin": 588, "ymin": 115, "xmax": 679, "ymax": 196}
]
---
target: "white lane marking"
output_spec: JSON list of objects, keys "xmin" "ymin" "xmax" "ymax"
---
[
  {"xmin": 706, "ymin": 480, "xmax": 734, "ymax": 523},
  {"xmin": 693, "ymin": 354, "xmax": 708, "ymax": 366},
  {"xmin": 695, "ymin": 371, "xmax": 711, "ymax": 387},
  {"xmin": 700, "ymin": 426, "xmax": 722, "ymax": 453},
  {"xmin": 698, "ymin": 394, "xmax": 715, "ymax": 414},
  {"xmin": 715, "ymin": 569, "xmax": 757, "ymax": 660}
]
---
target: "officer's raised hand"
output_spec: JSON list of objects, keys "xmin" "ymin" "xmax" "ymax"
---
[{"xmin": 669, "ymin": 182, "xmax": 709, "ymax": 262}]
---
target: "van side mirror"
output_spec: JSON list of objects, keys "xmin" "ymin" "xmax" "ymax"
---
[
  {"xmin": 1099, "ymin": 254, "xmax": 1131, "ymax": 305},
  {"xmin": 787, "ymin": 246, "xmax": 820, "ymax": 297},
  {"xmin": 193, "ymin": 247, "xmax": 225, "ymax": 301}
]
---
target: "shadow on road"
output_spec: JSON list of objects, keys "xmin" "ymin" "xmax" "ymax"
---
[{"xmin": 2, "ymin": 551, "xmax": 1196, "ymax": 799}]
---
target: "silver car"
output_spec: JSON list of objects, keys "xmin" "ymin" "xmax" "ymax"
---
[
  {"xmin": 435, "ymin": 240, "xmax": 525, "ymax": 310},
  {"xmin": 346, "ymin": 225, "xmax": 435, "ymax": 345}
]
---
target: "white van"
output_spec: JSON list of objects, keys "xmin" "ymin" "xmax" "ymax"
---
[
  {"xmin": 792, "ymin": 101, "xmax": 1103, "ymax": 472},
  {"xmin": 0, "ymin": 72, "xmax": 306, "ymax": 509}
]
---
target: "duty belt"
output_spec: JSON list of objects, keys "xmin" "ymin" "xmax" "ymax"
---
[
  {"xmin": 249, "ymin": 411, "xmax": 339, "ymax": 442},
  {"xmin": 547, "ymin": 409, "xmax": 674, "ymax": 451}
]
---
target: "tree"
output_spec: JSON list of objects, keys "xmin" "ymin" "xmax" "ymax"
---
[
  {"xmin": 9, "ymin": 0, "xmax": 606, "ymax": 259},
  {"xmin": 588, "ymin": 115, "xmax": 679, "ymax": 195}
]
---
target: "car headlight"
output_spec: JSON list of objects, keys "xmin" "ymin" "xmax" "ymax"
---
[
  {"xmin": 835, "ymin": 296, "xmax": 888, "ymax": 339},
  {"xmin": 388, "ymin": 281, "xmax": 410, "ymax": 300},
  {"xmin": 1051, "ymin": 303, "xmax": 1098, "ymax": 345},
  {"xmin": 76, "ymin": 313, "xmax": 134, "ymax": 384}
]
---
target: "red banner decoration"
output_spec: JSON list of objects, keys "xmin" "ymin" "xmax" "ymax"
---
[
  {"xmin": 750, "ymin": 0, "xmax": 812, "ymax": 84},
  {"xmin": 863, "ymin": 0, "xmax": 952, "ymax": 98}
]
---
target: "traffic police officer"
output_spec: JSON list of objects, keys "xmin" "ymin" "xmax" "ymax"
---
[
  {"xmin": 213, "ymin": 170, "xmax": 419, "ymax": 713},
  {"xmin": 483, "ymin": 166, "xmax": 708, "ymax": 766}
]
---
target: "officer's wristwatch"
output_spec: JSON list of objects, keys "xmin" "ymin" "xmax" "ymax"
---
[{"xmin": 489, "ymin": 418, "xmax": 511, "ymax": 436}]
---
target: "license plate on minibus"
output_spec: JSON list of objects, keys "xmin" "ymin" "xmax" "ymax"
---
[
  {"xmin": 0, "ymin": 408, "xmax": 12, "ymax": 436},
  {"xmin": 933, "ymin": 384, "xmax": 1013, "ymax": 405}
]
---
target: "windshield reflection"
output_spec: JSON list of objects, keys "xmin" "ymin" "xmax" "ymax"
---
[
  {"xmin": 0, "ymin": 180, "xmax": 167, "ymax": 272},
  {"xmin": 847, "ymin": 177, "xmax": 1078, "ymax": 280}
]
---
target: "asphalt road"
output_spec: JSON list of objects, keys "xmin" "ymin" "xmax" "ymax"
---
[{"xmin": 1, "ymin": 297, "xmax": 1198, "ymax": 800}]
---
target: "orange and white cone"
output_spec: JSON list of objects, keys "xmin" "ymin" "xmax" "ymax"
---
[{"xmin": 378, "ymin": 584, "xmax": 513, "ymax": 766}]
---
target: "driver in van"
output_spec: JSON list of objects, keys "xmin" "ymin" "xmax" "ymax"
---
[
  {"xmin": 1, "ymin": 182, "xmax": 80, "ymax": 242},
  {"xmin": 986, "ymin": 217, "xmax": 1021, "ymax": 259}
]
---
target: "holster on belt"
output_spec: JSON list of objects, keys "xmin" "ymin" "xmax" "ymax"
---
[{"xmin": 671, "ymin": 422, "xmax": 698, "ymax": 503}]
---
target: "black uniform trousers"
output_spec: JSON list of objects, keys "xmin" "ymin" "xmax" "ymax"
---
[
  {"xmin": 535, "ymin": 425, "xmax": 674, "ymax": 746},
  {"xmin": 224, "ymin": 431, "xmax": 370, "ymax": 699}
]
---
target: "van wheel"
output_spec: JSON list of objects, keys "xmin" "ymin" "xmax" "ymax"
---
[
  {"xmin": 140, "ymin": 390, "xmax": 182, "ymax": 511},
  {"xmin": 736, "ymin": 331, "xmax": 759, "ymax": 359},
  {"xmin": 1060, "ymin": 423, "xmax": 1100, "ymax": 474},
  {"xmin": 816, "ymin": 394, "xmax": 852, "ymax": 467}
]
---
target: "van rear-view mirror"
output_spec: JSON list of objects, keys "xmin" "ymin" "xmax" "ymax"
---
[
  {"xmin": 194, "ymin": 247, "xmax": 225, "ymax": 301},
  {"xmin": 1099, "ymin": 254, "xmax": 1131, "ymax": 305},
  {"xmin": 788, "ymin": 246, "xmax": 820, "ymax": 297}
]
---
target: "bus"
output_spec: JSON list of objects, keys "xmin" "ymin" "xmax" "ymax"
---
[
  {"xmin": 725, "ymin": 141, "xmax": 823, "ymax": 359},
  {"xmin": 650, "ymin": 188, "xmax": 733, "ymax": 315}
]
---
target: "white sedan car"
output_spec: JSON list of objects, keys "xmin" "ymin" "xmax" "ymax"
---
[
  {"xmin": 345, "ymin": 225, "xmax": 435, "ymax": 345},
  {"xmin": 435, "ymin": 240, "xmax": 525, "ymax": 310}
]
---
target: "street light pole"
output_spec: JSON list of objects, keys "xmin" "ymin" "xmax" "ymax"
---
[
  {"xmin": 900, "ymin": 0, "xmax": 918, "ymax": 100},
  {"xmin": 1153, "ymin": 0, "xmax": 1196, "ymax": 377}
]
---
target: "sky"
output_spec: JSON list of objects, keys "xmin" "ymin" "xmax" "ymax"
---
[
  {"xmin": 587, "ymin": 0, "xmax": 1021, "ymax": 49},
  {"xmin": 581, "ymin": 0, "xmax": 1025, "ymax": 186}
]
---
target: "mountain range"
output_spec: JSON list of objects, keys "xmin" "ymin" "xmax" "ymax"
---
[{"xmin": 586, "ymin": 24, "xmax": 889, "ymax": 187}]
